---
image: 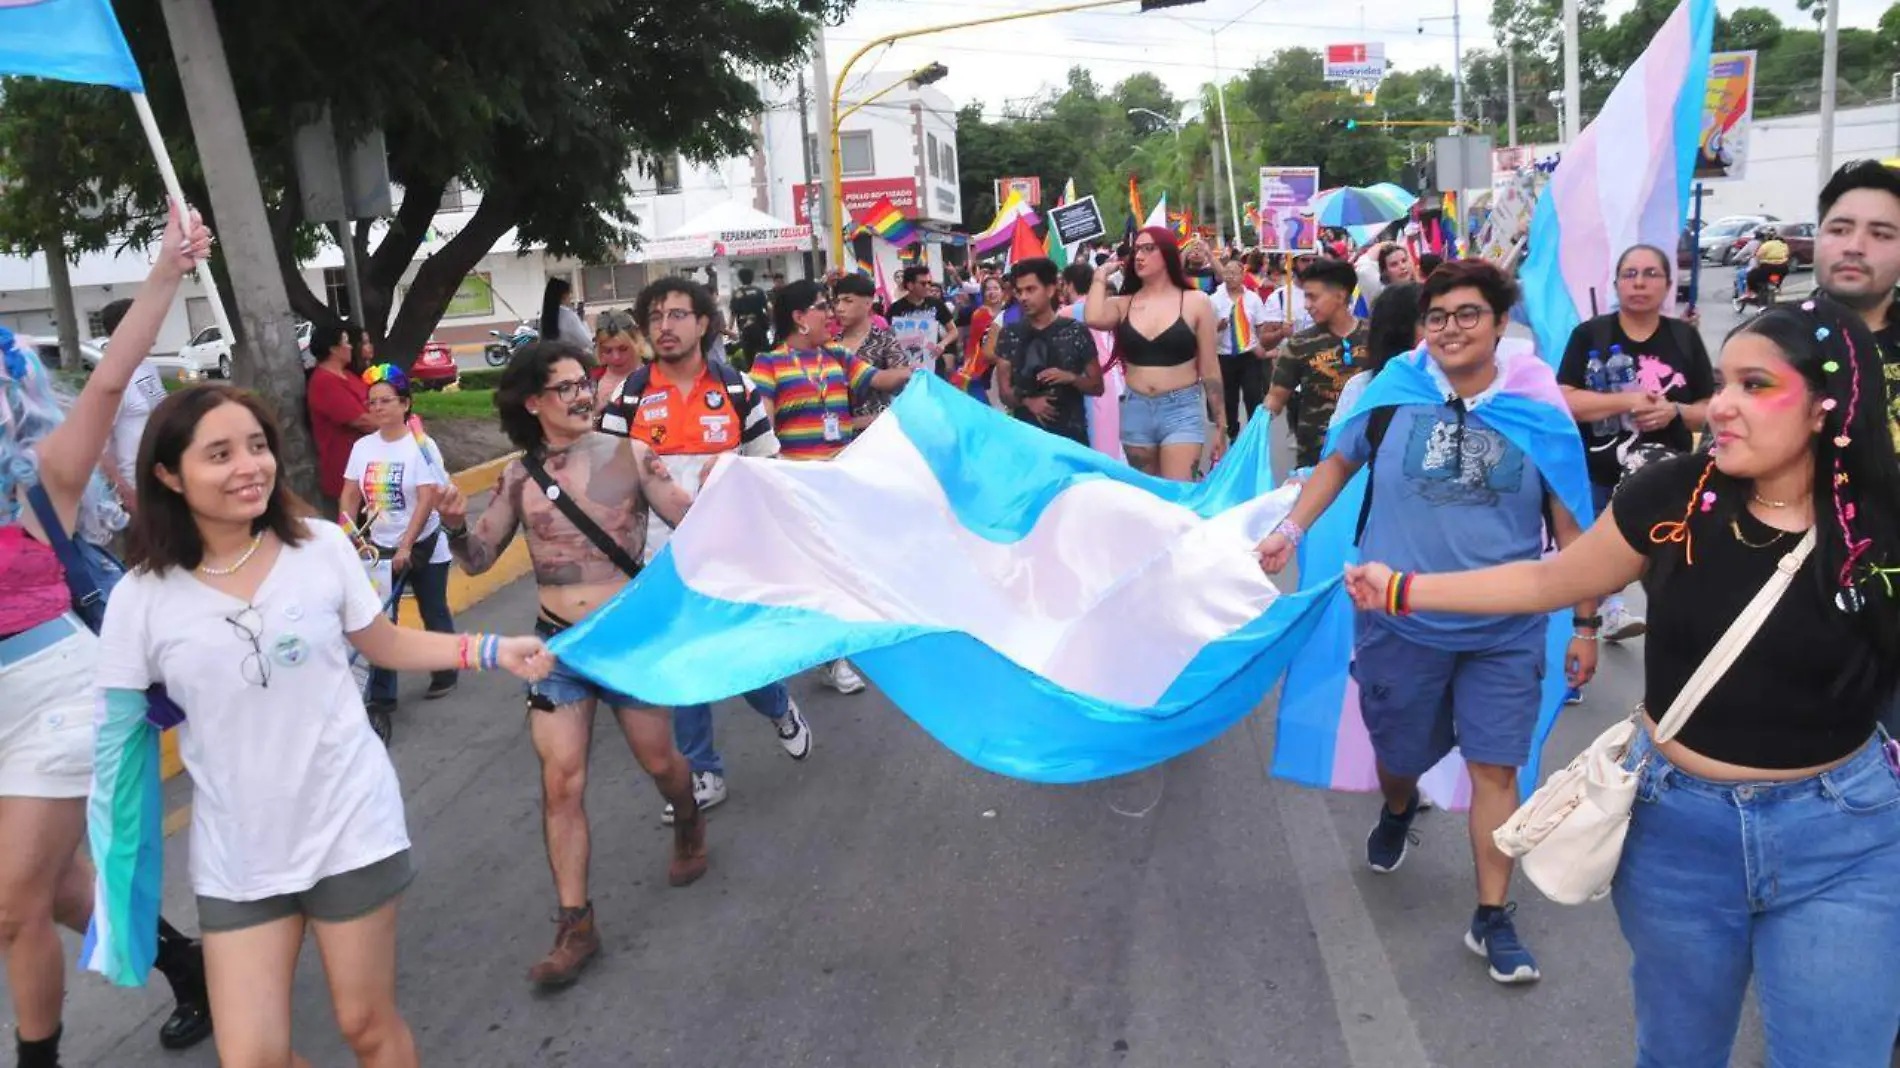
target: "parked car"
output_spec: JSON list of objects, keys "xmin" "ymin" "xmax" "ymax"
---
[
  {"xmin": 18, "ymin": 335, "xmax": 107, "ymax": 373},
  {"xmin": 1777, "ymin": 221, "xmax": 1815, "ymax": 266},
  {"xmin": 176, "ymin": 325, "xmax": 233, "ymax": 378},
  {"xmin": 1699, "ymin": 215, "xmax": 1777, "ymax": 264},
  {"xmin": 410, "ymin": 339, "xmax": 460, "ymax": 390}
]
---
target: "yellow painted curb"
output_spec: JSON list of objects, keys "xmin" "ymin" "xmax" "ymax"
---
[{"xmin": 159, "ymin": 451, "xmax": 529, "ymax": 788}]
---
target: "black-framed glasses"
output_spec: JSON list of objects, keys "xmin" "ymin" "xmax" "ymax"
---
[
  {"xmin": 1423, "ymin": 305, "xmax": 1492, "ymax": 332},
  {"xmin": 543, "ymin": 377, "xmax": 596, "ymax": 402},
  {"xmin": 653, "ymin": 308, "xmax": 698, "ymax": 324},
  {"xmin": 227, "ymin": 606, "xmax": 271, "ymax": 689},
  {"xmin": 1618, "ymin": 267, "xmax": 1668, "ymax": 281}
]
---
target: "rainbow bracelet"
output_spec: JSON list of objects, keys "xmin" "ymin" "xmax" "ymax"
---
[
  {"xmin": 480, "ymin": 634, "xmax": 501, "ymax": 671},
  {"xmin": 1385, "ymin": 571, "xmax": 1415, "ymax": 617}
]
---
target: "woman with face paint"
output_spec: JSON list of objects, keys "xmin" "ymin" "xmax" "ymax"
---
[{"xmin": 1345, "ymin": 299, "xmax": 1900, "ymax": 1066}]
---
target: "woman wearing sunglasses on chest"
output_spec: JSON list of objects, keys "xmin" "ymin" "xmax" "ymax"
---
[
  {"xmin": 1344, "ymin": 300, "xmax": 1900, "ymax": 1067},
  {"xmin": 91, "ymin": 384, "xmax": 552, "ymax": 1068}
]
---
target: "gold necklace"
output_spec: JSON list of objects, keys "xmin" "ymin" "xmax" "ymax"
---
[
  {"xmin": 198, "ymin": 532, "xmax": 265, "ymax": 576},
  {"xmin": 1730, "ymin": 519, "xmax": 1789, "ymax": 550},
  {"xmin": 1750, "ymin": 492, "xmax": 1806, "ymax": 509}
]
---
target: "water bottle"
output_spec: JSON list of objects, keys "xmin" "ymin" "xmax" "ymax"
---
[
  {"xmin": 1605, "ymin": 345, "xmax": 1637, "ymax": 434},
  {"xmin": 1585, "ymin": 349, "xmax": 1617, "ymax": 436}
]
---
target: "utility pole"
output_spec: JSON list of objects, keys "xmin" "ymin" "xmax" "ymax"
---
[
  {"xmin": 1505, "ymin": 46, "xmax": 1518, "ymax": 147},
  {"xmin": 1451, "ymin": 0, "xmax": 1465, "ymax": 132},
  {"xmin": 1562, "ymin": 0, "xmax": 1581, "ymax": 147},
  {"xmin": 796, "ymin": 74, "xmax": 818, "ymax": 278},
  {"xmin": 157, "ymin": 0, "xmax": 317, "ymax": 497},
  {"xmin": 1818, "ymin": 0, "xmax": 1840, "ymax": 192},
  {"xmin": 810, "ymin": 33, "xmax": 836, "ymax": 273}
]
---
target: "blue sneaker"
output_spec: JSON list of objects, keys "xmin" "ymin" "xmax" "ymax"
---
[
  {"xmin": 1365, "ymin": 792, "xmax": 1421, "ymax": 873},
  {"xmin": 1466, "ymin": 905, "xmax": 1541, "ymax": 984},
  {"xmin": 1564, "ymin": 687, "xmax": 1583, "ymax": 706}
]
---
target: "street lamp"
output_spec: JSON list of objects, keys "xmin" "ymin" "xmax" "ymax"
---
[
  {"xmin": 826, "ymin": 0, "xmax": 1206, "ymax": 263},
  {"xmin": 1126, "ymin": 107, "xmax": 1179, "ymax": 138}
]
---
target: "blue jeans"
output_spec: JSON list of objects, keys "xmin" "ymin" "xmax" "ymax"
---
[
  {"xmin": 1613, "ymin": 729, "xmax": 1900, "ymax": 1067},
  {"xmin": 674, "ymin": 682, "xmax": 789, "ymax": 777},
  {"xmin": 367, "ymin": 557, "xmax": 454, "ymax": 703}
]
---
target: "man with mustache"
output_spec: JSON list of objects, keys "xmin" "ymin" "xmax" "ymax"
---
[{"xmin": 437, "ymin": 340, "xmax": 704, "ymax": 991}]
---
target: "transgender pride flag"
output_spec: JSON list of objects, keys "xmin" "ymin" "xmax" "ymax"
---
[{"xmin": 1518, "ymin": 0, "xmax": 1716, "ymax": 365}]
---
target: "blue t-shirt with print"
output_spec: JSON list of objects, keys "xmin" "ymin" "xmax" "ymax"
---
[{"xmin": 1337, "ymin": 402, "xmax": 1550, "ymax": 651}]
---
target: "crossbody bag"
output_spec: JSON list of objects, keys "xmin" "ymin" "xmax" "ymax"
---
[{"xmin": 1492, "ymin": 528, "xmax": 1816, "ymax": 905}]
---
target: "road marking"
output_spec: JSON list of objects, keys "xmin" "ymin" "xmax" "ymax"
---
[{"xmin": 1254, "ymin": 718, "xmax": 1434, "ymax": 1068}]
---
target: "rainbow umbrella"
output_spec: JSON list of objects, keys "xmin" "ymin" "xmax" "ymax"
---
[{"xmin": 1311, "ymin": 184, "xmax": 1418, "ymax": 229}]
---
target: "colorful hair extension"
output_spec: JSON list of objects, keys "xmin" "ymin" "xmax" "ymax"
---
[{"xmin": 0, "ymin": 327, "xmax": 126, "ymax": 543}]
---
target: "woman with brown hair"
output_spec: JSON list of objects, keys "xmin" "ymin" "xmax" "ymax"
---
[{"xmin": 93, "ymin": 383, "xmax": 551, "ymax": 1068}]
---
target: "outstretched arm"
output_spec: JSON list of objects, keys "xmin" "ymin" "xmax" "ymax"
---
[{"xmin": 635, "ymin": 439, "xmax": 694, "ymax": 529}]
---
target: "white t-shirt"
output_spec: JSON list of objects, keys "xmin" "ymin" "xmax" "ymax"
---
[
  {"xmin": 343, "ymin": 432, "xmax": 451, "ymax": 564},
  {"xmin": 1210, "ymin": 288, "xmax": 1270, "ymax": 356},
  {"xmin": 97, "ymin": 520, "xmax": 409, "ymax": 901},
  {"xmin": 107, "ymin": 361, "xmax": 166, "ymax": 483},
  {"xmin": 1262, "ymin": 285, "xmax": 1314, "ymax": 334}
]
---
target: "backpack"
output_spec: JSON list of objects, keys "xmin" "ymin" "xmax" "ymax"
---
[{"xmin": 1352, "ymin": 403, "xmax": 1558, "ymax": 552}]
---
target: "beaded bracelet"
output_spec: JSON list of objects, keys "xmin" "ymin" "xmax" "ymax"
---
[
  {"xmin": 1273, "ymin": 517, "xmax": 1307, "ymax": 549},
  {"xmin": 480, "ymin": 634, "xmax": 501, "ymax": 672},
  {"xmin": 1384, "ymin": 571, "xmax": 1415, "ymax": 617},
  {"xmin": 457, "ymin": 634, "xmax": 473, "ymax": 672}
]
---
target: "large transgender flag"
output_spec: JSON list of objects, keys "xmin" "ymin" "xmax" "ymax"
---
[
  {"xmin": 554, "ymin": 375, "xmax": 1334, "ymax": 783},
  {"xmin": 1270, "ymin": 342, "xmax": 1593, "ymax": 808},
  {"xmin": 1519, "ymin": 0, "xmax": 1716, "ymax": 365}
]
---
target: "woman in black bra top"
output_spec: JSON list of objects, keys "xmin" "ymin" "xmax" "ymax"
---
[{"xmin": 1084, "ymin": 226, "xmax": 1225, "ymax": 480}]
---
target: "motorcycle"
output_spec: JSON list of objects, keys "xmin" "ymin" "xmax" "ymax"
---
[
  {"xmin": 1733, "ymin": 265, "xmax": 1786, "ymax": 319},
  {"xmin": 484, "ymin": 321, "xmax": 538, "ymax": 366}
]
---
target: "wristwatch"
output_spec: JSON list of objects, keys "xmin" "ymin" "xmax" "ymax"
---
[{"xmin": 1572, "ymin": 614, "xmax": 1604, "ymax": 630}]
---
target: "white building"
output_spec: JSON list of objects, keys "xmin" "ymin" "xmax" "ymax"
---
[
  {"xmin": 1699, "ymin": 102, "xmax": 1900, "ymax": 225},
  {"xmin": 0, "ymin": 69, "xmax": 962, "ymax": 355}
]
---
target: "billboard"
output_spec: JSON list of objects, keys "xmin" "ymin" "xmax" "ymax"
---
[
  {"xmin": 791, "ymin": 177, "xmax": 919, "ymax": 227},
  {"xmin": 994, "ymin": 176, "xmax": 1043, "ymax": 207},
  {"xmin": 1696, "ymin": 50, "xmax": 1756, "ymax": 181},
  {"xmin": 1258, "ymin": 167, "xmax": 1321, "ymax": 253},
  {"xmin": 1323, "ymin": 43, "xmax": 1386, "ymax": 82}
]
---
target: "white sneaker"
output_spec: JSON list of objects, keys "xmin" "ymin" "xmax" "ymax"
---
[
  {"xmin": 1603, "ymin": 605, "xmax": 1648, "ymax": 643},
  {"xmin": 662, "ymin": 771, "xmax": 727, "ymax": 826},
  {"xmin": 774, "ymin": 699, "xmax": 813, "ymax": 760},
  {"xmin": 824, "ymin": 659, "xmax": 867, "ymax": 695}
]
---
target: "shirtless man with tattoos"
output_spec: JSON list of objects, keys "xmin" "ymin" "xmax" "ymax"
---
[{"xmin": 437, "ymin": 340, "xmax": 705, "ymax": 990}]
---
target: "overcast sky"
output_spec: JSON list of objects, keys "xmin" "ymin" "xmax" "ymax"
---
[{"xmin": 825, "ymin": 0, "xmax": 1888, "ymax": 118}]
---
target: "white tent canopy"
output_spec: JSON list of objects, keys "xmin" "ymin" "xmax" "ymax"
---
[{"xmin": 638, "ymin": 202, "xmax": 812, "ymax": 262}]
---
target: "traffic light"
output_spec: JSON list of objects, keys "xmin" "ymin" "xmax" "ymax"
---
[{"xmin": 1325, "ymin": 118, "xmax": 1360, "ymax": 131}]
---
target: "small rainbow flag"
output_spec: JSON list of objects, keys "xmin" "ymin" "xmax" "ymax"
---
[
  {"xmin": 855, "ymin": 196, "xmax": 920, "ymax": 247},
  {"xmin": 1228, "ymin": 307, "xmax": 1252, "ymax": 353}
]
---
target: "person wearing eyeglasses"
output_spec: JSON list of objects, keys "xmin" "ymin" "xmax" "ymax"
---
[
  {"xmin": 1556, "ymin": 244, "xmax": 1715, "ymax": 648},
  {"xmin": 1256, "ymin": 262, "xmax": 1598, "ymax": 989},
  {"xmin": 434, "ymin": 339, "xmax": 710, "ymax": 991},
  {"xmin": 95, "ymin": 380, "xmax": 551, "ymax": 1068},
  {"xmin": 749, "ymin": 279, "xmax": 914, "ymax": 463},
  {"xmin": 340, "ymin": 364, "xmax": 459, "ymax": 741}
]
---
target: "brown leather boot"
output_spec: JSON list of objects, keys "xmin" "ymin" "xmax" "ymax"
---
[
  {"xmin": 527, "ymin": 904, "xmax": 600, "ymax": 989},
  {"xmin": 669, "ymin": 801, "xmax": 709, "ymax": 887}
]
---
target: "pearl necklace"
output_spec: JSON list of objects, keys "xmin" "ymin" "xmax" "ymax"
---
[{"xmin": 198, "ymin": 532, "xmax": 265, "ymax": 576}]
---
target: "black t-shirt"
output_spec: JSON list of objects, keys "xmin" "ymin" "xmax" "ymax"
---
[
  {"xmin": 1612, "ymin": 455, "xmax": 1889, "ymax": 768},
  {"xmin": 1556, "ymin": 314, "xmax": 1714, "ymax": 489},
  {"xmin": 1875, "ymin": 319, "xmax": 1900, "ymax": 453},
  {"xmin": 995, "ymin": 316, "xmax": 1095, "ymax": 445}
]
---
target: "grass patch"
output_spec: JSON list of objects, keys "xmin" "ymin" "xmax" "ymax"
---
[
  {"xmin": 411, "ymin": 388, "xmax": 497, "ymax": 420},
  {"xmin": 458, "ymin": 368, "xmax": 504, "ymax": 391}
]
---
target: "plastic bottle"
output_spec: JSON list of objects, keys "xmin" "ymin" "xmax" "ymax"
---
[{"xmin": 1605, "ymin": 344, "xmax": 1637, "ymax": 434}]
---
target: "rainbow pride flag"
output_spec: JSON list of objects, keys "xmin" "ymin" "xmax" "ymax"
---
[{"xmin": 854, "ymin": 195, "xmax": 920, "ymax": 248}]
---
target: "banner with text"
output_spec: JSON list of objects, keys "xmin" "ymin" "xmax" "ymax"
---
[
  {"xmin": 1047, "ymin": 196, "xmax": 1108, "ymax": 247},
  {"xmin": 1695, "ymin": 50, "xmax": 1756, "ymax": 181},
  {"xmin": 1257, "ymin": 167, "xmax": 1321, "ymax": 253},
  {"xmin": 1323, "ymin": 43, "xmax": 1386, "ymax": 82}
]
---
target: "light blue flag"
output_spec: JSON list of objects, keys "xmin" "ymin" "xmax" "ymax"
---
[{"xmin": 0, "ymin": 0, "xmax": 145, "ymax": 92}]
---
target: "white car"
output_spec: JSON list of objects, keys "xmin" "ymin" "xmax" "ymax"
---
[
  {"xmin": 176, "ymin": 325, "xmax": 233, "ymax": 379},
  {"xmin": 18, "ymin": 335, "xmax": 107, "ymax": 371}
]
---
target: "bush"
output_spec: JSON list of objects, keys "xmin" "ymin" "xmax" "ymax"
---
[
  {"xmin": 411, "ymin": 388, "xmax": 496, "ymax": 420},
  {"xmin": 458, "ymin": 368, "xmax": 504, "ymax": 391}
]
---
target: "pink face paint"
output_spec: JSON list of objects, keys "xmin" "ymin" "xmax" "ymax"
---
[{"xmin": 1751, "ymin": 378, "xmax": 1802, "ymax": 411}]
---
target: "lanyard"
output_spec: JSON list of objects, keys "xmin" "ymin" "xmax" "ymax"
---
[{"xmin": 783, "ymin": 346, "xmax": 835, "ymax": 407}]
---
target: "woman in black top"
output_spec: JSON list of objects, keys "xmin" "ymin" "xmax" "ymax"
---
[{"xmin": 1343, "ymin": 300, "xmax": 1900, "ymax": 1066}]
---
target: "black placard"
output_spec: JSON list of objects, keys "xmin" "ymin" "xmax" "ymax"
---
[{"xmin": 1047, "ymin": 196, "xmax": 1107, "ymax": 247}]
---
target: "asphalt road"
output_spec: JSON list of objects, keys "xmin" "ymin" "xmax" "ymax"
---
[{"xmin": 12, "ymin": 277, "xmax": 1884, "ymax": 1068}]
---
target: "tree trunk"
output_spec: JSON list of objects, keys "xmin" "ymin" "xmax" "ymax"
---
[
  {"xmin": 383, "ymin": 194, "xmax": 513, "ymax": 361},
  {"xmin": 42, "ymin": 232, "xmax": 80, "ymax": 370},
  {"xmin": 158, "ymin": 0, "xmax": 319, "ymax": 501}
]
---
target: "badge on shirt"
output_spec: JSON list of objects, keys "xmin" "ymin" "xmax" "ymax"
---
[
  {"xmin": 600, "ymin": 412, "xmax": 629, "ymax": 434},
  {"xmin": 704, "ymin": 389, "xmax": 726, "ymax": 410},
  {"xmin": 822, "ymin": 412, "xmax": 843, "ymax": 442},
  {"xmin": 271, "ymin": 633, "xmax": 311, "ymax": 668},
  {"xmin": 640, "ymin": 406, "xmax": 669, "ymax": 422},
  {"xmin": 700, "ymin": 415, "xmax": 731, "ymax": 444},
  {"xmin": 638, "ymin": 392, "xmax": 668, "ymax": 407}
]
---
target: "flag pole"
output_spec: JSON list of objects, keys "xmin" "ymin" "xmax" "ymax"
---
[{"xmin": 130, "ymin": 92, "xmax": 237, "ymax": 368}]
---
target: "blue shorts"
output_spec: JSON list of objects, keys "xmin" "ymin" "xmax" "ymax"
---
[
  {"xmin": 1120, "ymin": 384, "xmax": 1206, "ymax": 448},
  {"xmin": 1350, "ymin": 618, "xmax": 1547, "ymax": 775},
  {"xmin": 527, "ymin": 617, "xmax": 647, "ymax": 711}
]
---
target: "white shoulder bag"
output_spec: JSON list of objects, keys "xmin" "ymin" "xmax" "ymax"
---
[{"xmin": 1493, "ymin": 529, "xmax": 1816, "ymax": 905}]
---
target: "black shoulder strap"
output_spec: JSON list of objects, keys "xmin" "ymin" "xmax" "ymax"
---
[
  {"xmin": 1351, "ymin": 405, "xmax": 1399, "ymax": 547},
  {"xmin": 1665, "ymin": 316, "xmax": 1696, "ymax": 360},
  {"xmin": 521, "ymin": 453, "xmax": 644, "ymax": 579},
  {"xmin": 708, "ymin": 358, "xmax": 754, "ymax": 419},
  {"xmin": 26, "ymin": 483, "xmax": 107, "ymax": 633},
  {"xmin": 1588, "ymin": 314, "xmax": 1615, "ymax": 362}
]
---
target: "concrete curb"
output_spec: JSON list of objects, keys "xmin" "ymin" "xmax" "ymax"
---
[{"xmin": 158, "ymin": 451, "xmax": 529, "ymax": 783}]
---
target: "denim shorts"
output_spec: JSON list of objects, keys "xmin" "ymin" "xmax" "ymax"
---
[
  {"xmin": 198, "ymin": 850, "xmax": 415, "ymax": 933},
  {"xmin": 1119, "ymin": 384, "xmax": 1206, "ymax": 448},
  {"xmin": 1350, "ymin": 619, "xmax": 1546, "ymax": 775},
  {"xmin": 527, "ymin": 617, "xmax": 648, "ymax": 712}
]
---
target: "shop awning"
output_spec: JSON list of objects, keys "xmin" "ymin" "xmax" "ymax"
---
[{"xmin": 637, "ymin": 203, "xmax": 813, "ymax": 262}]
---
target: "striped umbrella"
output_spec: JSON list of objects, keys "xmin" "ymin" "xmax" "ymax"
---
[{"xmin": 1311, "ymin": 184, "xmax": 1418, "ymax": 229}]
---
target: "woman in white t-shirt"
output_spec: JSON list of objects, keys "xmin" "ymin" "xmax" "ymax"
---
[
  {"xmin": 341, "ymin": 364, "xmax": 458, "ymax": 738},
  {"xmin": 95, "ymin": 383, "xmax": 551, "ymax": 1068}
]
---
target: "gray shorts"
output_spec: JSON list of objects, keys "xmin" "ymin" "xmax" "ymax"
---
[
  {"xmin": 197, "ymin": 851, "xmax": 415, "ymax": 933},
  {"xmin": 1350, "ymin": 619, "xmax": 1547, "ymax": 776}
]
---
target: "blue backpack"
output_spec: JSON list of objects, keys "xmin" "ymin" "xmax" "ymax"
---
[{"xmin": 26, "ymin": 485, "xmax": 185, "ymax": 728}]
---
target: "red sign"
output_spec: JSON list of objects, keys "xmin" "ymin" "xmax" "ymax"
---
[
  {"xmin": 792, "ymin": 177, "xmax": 919, "ymax": 226},
  {"xmin": 1327, "ymin": 44, "xmax": 1369, "ymax": 64}
]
